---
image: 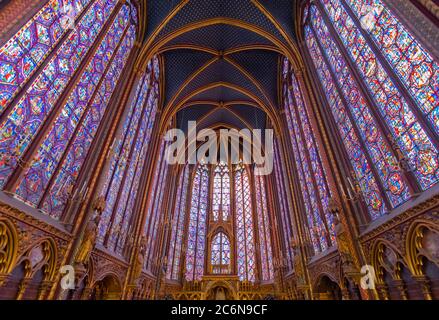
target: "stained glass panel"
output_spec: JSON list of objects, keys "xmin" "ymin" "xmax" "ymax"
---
[
  {"xmin": 185, "ymin": 163, "xmax": 209, "ymax": 281},
  {"xmin": 211, "ymin": 232, "xmax": 231, "ymax": 274},
  {"xmin": 235, "ymin": 163, "xmax": 256, "ymax": 282}
]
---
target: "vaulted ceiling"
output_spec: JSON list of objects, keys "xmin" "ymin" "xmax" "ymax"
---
[{"xmin": 139, "ymin": 0, "xmax": 299, "ymax": 132}]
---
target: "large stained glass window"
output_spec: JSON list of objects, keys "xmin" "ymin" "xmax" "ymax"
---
[
  {"xmin": 211, "ymin": 232, "xmax": 231, "ymax": 274},
  {"xmin": 283, "ymin": 59, "xmax": 334, "ymax": 253},
  {"xmin": 166, "ymin": 165, "xmax": 190, "ymax": 281},
  {"xmin": 0, "ymin": 1, "xmax": 138, "ymax": 221},
  {"xmin": 254, "ymin": 173, "xmax": 274, "ymax": 281},
  {"xmin": 97, "ymin": 58, "xmax": 159, "ymax": 254},
  {"xmin": 304, "ymin": 1, "xmax": 439, "ymax": 221},
  {"xmin": 234, "ymin": 162, "xmax": 256, "ymax": 282},
  {"xmin": 185, "ymin": 163, "xmax": 210, "ymax": 281},
  {"xmin": 212, "ymin": 161, "xmax": 231, "ymax": 221}
]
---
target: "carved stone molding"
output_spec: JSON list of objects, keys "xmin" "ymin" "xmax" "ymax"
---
[{"xmin": 90, "ymin": 250, "xmax": 128, "ymax": 286}]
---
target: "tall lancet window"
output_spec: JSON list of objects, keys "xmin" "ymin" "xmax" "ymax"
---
[
  {"xmin": 273, "ymin": 140, "xmax": 294, "ymax": 271},
  {"xmin": 254, "ymin": 173, "xmax": 274, "ymax": 281},
  {"xmin": 0, "ymin": 1, "xmax": 137, "ymax": 220},
  {"xmin": 185, "ymin": 163, "xmax": 210, "ymax": 281},
  {"xmin": 97, "ymin": 58, "xmax": 159, "ymax": 254},
  {"xmin": 166, "ymin": 165, "xmax": 190, "ymax": 281},
  {"xmin": 283, "ymin": 59, "xmax": 334, "ymax": 253},
  {"xmin": 304, "ymin": 1, "xmax": 438, "ymax": 220},
  {"xmin": 212, "ymin": 161, "xmax": 231, "ymax": 221},
  {"xmin": 211, "ymin": 232, "xmax": 231, "ymax": 274},
  {"xmin": 144, "ymin": 137, "xmax": 170, "ymax": 270},
  {"xmin": 234, "ymin": 162, "xmax": 256, "ymax": 282}
]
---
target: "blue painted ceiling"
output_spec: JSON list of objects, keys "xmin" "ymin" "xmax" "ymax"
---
[{"xmin": 144, "ymin": 0, "xmax": 297, "ymax": 130}]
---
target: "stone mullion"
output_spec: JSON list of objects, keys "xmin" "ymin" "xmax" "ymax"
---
[
  {"xmin": 336, "ymin": 0, "xmax": 439, "ymax": 147},
  {"xmin": 313, "ymin": 4, "xmax": 422, "ymax": 196},
  {"xmin": 48, "ymin": 43, "xmax": 142, "ymax": 301},
  {"xmin": 38, "ymin": 23, "xmax": 132, "ymax": 213},
  {"xmin": 0, "ymin": 0, "xmax": 96, "ymax": 123},
  {"xmin": 4, "ymin": 1, "xmax": 125, "ymax": 193}
]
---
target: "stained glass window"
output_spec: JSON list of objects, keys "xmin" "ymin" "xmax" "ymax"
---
[
  {"xmin": 97, "ymin": 57, "xmax": 159, "ymax": 253},
  {"xmin": 0, "ymin": 1, "xmax": 139, "ymax": 222},
  {"xmin": 185, "ymin": 163, "xmax": 210, "ymax": 281},
  {"xmin": 282, "ymin": 59, "xmax": 334, "ymax": 253},
  {"xmin": 254, "ymin": 172, "xmax": 274, "ymax": 281},
  {"xmin": 212, "ymin": 161, "xmax": 231, "ymax": 221},
  {"xmin": 273, "ymin": 140, "xmax": 294, "ymax": 271},
  {"xmin": 304, "ymin": 1, "xmax": 439, "ymax": 221},
  {"xmin": 144, "ymin": 138, "xmax": 170, "ymax": 269},
  {"xmin": 211, "ymin": 232, "xmax": 231, "ymax": 274},
  {"xmin": 0, "ymin": 0, "xmax": 121, "ymax": 189},
  {"xmin": 167, "ymin": 165, "xmax": 190, "ymax": 281},
  {"xmin": 344, "ymin": 0, "xmax": 439, "ymax": 134},
  {"xmin": 234, "ymin": 162, "xmax": 256, "ymax": 282},
  {"xmin": 0, "ymin": 0, "xmax": 95, "ymax": 114}
]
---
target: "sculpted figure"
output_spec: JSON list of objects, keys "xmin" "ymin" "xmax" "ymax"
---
[{"xmin": 75, "ymin": 197, "xmax": 106, "ymax": 265}]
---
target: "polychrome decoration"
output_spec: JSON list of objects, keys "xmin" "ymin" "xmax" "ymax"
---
[
  {"xmin": 304, "ymin": 1, "xmax": 438, "ymax": 222},
  {"xmin": 0, "ymin": 0, "xmax": 138, "ymax": 221}
]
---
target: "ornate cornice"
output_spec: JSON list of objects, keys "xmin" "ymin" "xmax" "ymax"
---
[
  {"xmin": 360, "ymin": 194, "xmax": 439, "ymax": 243},
  {"xmin": 0, "ymin": 202, "xmax": 70, "ymax": 241}
]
